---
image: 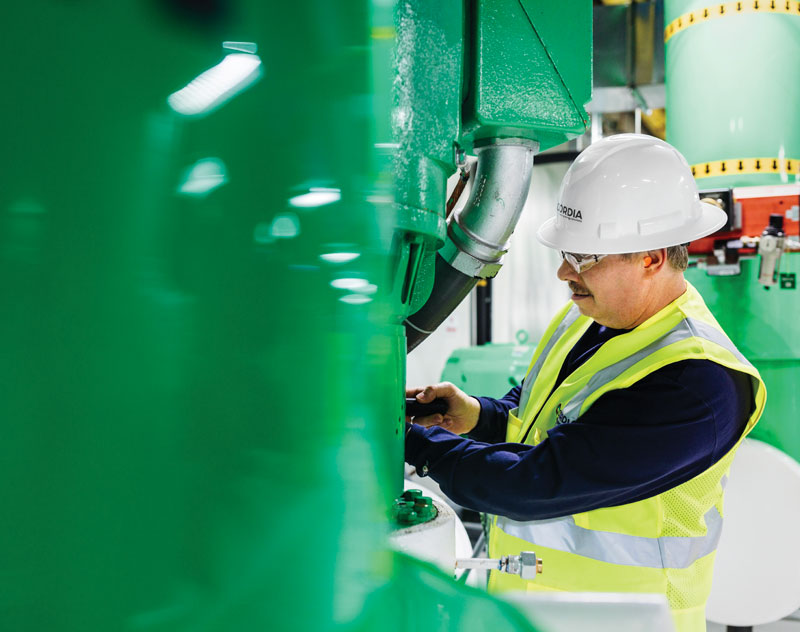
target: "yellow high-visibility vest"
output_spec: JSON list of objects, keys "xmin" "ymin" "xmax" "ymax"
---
[{"xmin": 488, "ymin": 282, "xmax": 766, "ymax": 632}]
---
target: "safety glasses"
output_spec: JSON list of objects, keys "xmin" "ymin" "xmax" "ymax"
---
[{"xmin": 560, "ymin": 251, "xmax": 608, "ymax": 274}]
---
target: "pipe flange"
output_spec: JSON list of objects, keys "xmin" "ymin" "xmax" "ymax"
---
[
  {"xmin": 447, "ymin": 216, "xmax": 507, "ymax": 264},
  {"xmin": 473, "ymin": 137, "xmax": 540, "ymax": 150},
  {"xmin": 441, "ymin": 238, "xmax": 502, "ymax": 279}
]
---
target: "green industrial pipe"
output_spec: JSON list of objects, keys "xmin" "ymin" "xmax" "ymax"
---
[{"xmin": 665, "ymin": 0, "xmax": 800, "ymax": 189}]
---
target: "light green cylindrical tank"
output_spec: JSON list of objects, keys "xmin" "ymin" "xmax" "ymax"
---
[
  {"xmin": 686, "ymin": 257, "xmax": 800, "ymax": 462},
  {"xmin": 441, "ymin": 333, "xmax": 536, "ymax": 398},
  {"xmin": 667, "ymin": 1, "xmax": 800, "ymax": 462},
  {"xmin": 665, "ymin": 0, "xmax": 800, "ymax": 189}
]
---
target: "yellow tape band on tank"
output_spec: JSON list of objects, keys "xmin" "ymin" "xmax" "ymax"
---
[
  {"xmin": 691, "ymin": 157, "xmax": 800, "ymax": 179},
  {"xmin": 665, "ymin": 1, "xmax": 800, "ymax": 42}
]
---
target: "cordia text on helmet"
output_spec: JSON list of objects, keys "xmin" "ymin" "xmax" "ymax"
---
[{"xmin": 557, "ymin": 202, "xmax": 582, "ymax": 222}]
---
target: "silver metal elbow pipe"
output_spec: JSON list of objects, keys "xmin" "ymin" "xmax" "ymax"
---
[
  {"xmin": 443, "ymin": 138, "xmax": 538, "ymax": 279},
  {"xmin": 405, "ymin": 138, "xmax": 537, "ymax": 351}
]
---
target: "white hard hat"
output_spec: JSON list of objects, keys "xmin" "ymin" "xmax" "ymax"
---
[{"xmin": 536, "ymin": 134, "xmax": 727, "ymax": 254}]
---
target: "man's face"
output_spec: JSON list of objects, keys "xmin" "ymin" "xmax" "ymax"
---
[{"xmin": 556, "ymin": 254, "xmax": 650, "ymax": 329}]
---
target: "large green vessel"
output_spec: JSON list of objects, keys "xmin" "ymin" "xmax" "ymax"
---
[{"xmin": 0, "ymin": 2, "xmax": 591, "ymax": 630}]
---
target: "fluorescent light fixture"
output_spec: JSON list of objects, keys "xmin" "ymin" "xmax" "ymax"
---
[
  {"xmin": 168, "ymin": 53, "xmax": 262, "ymax": 117},
  {"xmin": 340, "ymin": 294, "xmax": 372, "ymax": 305},
  {"xmin": 289, "ymin": 188, "xmax": 341, "ymax": 208},
  {"xmin": 319, "ymin": 252, "xmax": 361, "ymax": 263},
  {"xmin": 178, "ymin": 157, "xmax": 227, "ymax": 196},
  {"xmin": 330, "ymin": 278, "xmax": 369, "ymax": 290}
]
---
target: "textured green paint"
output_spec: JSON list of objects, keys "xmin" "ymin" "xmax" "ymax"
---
[
  {"xmin": 517, "ymin": 0, "xmax": 593, "ymax": 111},
  {"xmin": 441, "ymin": 343, "xmax": 536, "ymax": 398},
  {"xmin": 393, "ymin": 0, "xmax": 464, "ymax": 316},
  {"xmin": 395, "ymin": 0, "xmax": 592, "ymax": 318},
  {"xmin": 461, "ymin": 0, "xmax": 592, "ymax": 150},
  {"xmin": 0, "ymin": 2, "xmax": 546, "ymax": 631},
  {"xmin": 665, "ymin": 0, "xmax": 800, "ymax": 188},
  {"xmin": 686, "ymin": 256, "xmax": 800, "ymax": 462}
]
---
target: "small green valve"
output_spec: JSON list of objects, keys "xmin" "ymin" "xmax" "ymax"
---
[{"xmin": 390, "ymin": 489, "xmax": 439, "ymax": 527}]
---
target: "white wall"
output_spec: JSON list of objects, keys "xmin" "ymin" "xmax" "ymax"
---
[
  {"xmin": 406, "ymin": 292, "xmax": 473, "ymax": 388},
  {"xmin": 493, "ymin": 160, "xmax": 573, "ymax": 345}
]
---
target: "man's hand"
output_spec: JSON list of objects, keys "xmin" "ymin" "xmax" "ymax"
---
[{"xmin": 406, "ymin": 382, "xmax": 481, "ymax": 435}]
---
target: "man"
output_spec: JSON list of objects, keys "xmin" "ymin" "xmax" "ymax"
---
[{"xmin": 405, "ymin": 134, "xmax": 766, "ymax": 632}]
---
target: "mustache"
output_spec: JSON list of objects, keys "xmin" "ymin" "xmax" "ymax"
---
[{"xmin": 568, "ymin": 281, "xmax": 591, "ymax": 295}]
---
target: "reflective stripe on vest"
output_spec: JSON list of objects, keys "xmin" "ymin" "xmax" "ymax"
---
[
  {"xmin": 496, "ymin": 503, "xmax": 723, "ymax": 570},
  {"xmin": 517, "ymin": 305, "xmax": 582, "ymax": 415},
  {"xmin": 558, "ymin": 316, "xmax": 751, "ymax": 423}
]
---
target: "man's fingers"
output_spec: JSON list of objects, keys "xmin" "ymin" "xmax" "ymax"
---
[
  {"xmin": 406, "ymin": 387, "xmax": 424, "ymax": 398},
  {"xmin": 415, "ymin": 382, "xmax": 458, "ymax": 403},
  {"xmin": 412, "ymin": 414, "xmax": 443, "ymax": 428}
]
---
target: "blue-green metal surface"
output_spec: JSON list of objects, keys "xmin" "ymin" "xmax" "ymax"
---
[
  {"xmin": 665, "ymin": 0, "xmax": 800, "ymax": 188},
  {"xmin": 686, "ymin": 256, "xmax": 800, "ymax": 462},
  {"xmin": 392, "ymin": 0, "xmax": 463, "ymax": 315},
  {"xmin": 441, "ymin": 342, "xmax": 537, "ymax": 399}
]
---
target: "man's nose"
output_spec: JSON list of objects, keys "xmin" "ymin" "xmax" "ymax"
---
[{"xmin": 557, "ymin": 259, "xmax": 578, "ymax": 282}]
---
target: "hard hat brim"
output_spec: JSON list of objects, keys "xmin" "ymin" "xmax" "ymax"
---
[{"xmin": 536, "ymin": 200, "xmax": 728, "ymax": 255}]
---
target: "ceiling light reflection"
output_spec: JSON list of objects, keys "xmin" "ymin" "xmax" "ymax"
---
[
  {"xmin": 222, "ymin": 41, "xmax": 258, "ymax": 54},
  {"xmin": 319, "ymin": 252, "xmax": 361, "ymax": 263},
  {"xmin": 353, "ymin": 283, "xmax": 378, "ymax": 295},
  {"xmin": 340, "ymin": 294, "xmax": 373, "ymax": 305},
  {"xmin": 289, "ymin": 188, "xmax": 341, "ymax": 208},
  {"xmin": 270, "ymin": 213, "xmax": 301, "ymax": 239},
  {"xmin": 331, "ymin": 278, "xmax": 368, "ymax": 290},
  {"xmin": 168, "ymin": 53, "xmax": 262, "ymax": 117},
  {"xmin": 253, "ymin": 223, "xmax": 275, "ymax": 244},
  {"xmin": 178, "ymin": 157, "xmax": 228, "ymax": 196}
]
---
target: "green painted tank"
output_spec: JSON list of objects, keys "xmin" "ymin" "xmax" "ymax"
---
[
  {"xmin": 686, "ymin": 256, "xmax": 800, "ymax": 462},
  {"xmin": 441, "ymin": 337, "xmax": 537, "ymax": 399},
  {"xmin": 0, "ymin": 3, "xmax": 397, "ymax": 629},
  {"xmin": 665, "ymin": 0, "xmax": 800, "ymax": 189},
  {"xmin": 0, "ymin": 1, "xmax": 590, "ymax": 631}
]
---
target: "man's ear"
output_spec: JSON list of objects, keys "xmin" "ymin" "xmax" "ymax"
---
[{"xmin": 644, "ymin": 249, "xmax": 667, "ymax": 270}]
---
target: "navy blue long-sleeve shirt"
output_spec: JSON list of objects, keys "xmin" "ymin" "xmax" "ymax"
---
[{"xmin": 405, "ymin": 321, "xmax": 753, "ymax": 521}]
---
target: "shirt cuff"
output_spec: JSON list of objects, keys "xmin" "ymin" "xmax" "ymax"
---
[
  {"xmin": 467, "ymin": 396, "xmax": 498, "ymax": 442},
  {"xmin": 405, "ymin": 422, "xmax": 430, "ymax": 476}
]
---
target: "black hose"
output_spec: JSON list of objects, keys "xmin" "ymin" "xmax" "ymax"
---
[{"xmin": 405, "ymin": 252, "xmax": 477, "ymax": 352}]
